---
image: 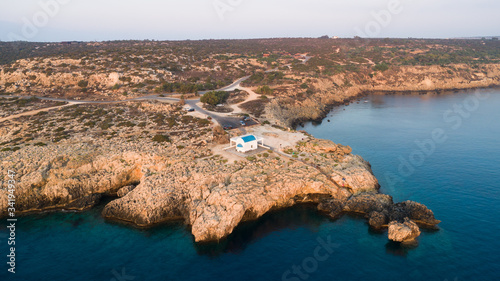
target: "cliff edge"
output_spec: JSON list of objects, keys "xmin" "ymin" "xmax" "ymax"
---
[{"xmin": 0, "ymin": 129, "xmax": 439, "ymax": 243}]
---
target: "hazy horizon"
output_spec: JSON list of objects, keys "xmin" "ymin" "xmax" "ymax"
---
[
  {"xmin": 1, "ymin": 0, "xmax": 499, "ymax": 42},
  {"xmin": 3, "ymin": 35, "xmax": 500, "ymax": 44}
]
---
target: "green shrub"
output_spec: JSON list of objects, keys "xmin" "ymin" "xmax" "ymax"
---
[
  {"xmin": 119, "ymin": 76, "xmax": 132, "ymax": 83},
  {"xmin": 100, "ymin": 121, "xmax": 113, "ymax": 130},
  {"xmin": 117, "ymin": 121, "xmax": 135, "ymax": 127},
  {"xmin": 373, "ymin": 63, "xmax": 389, "ymax": 72},
  {"xmin": 256, "ymin": 85, "xmax": 273, "ymax": 95},
  {"xmin": 152, "ymin": 134, "xmax": 171, "ymax": 143},
  {"xmin": 77, "ymin": 80, "xmax": 88, "ymax": 88},
  {"xmin": 84, "ymin": 121, "xmax": 96, "ymax": 127},
  {"xmin": 246, "ymin": 156, "xmax": 257, "ymax": 161}
]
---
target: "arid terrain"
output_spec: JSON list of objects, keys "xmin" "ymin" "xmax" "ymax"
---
[
  {"xmin": 2, "ymin": 37, "xmax": 498, "ymax": 243},
  {"xmin": 2, "ymin": 38, "xmax": 500, "ymax": 127}
]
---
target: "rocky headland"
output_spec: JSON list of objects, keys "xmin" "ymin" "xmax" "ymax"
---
[
  {"xmin": 0, "ymin": 126, "xmax": 439, "ymax": 243},
  {"xmin": 265, "ymin": 63, "xmax": 500, "ymax": 128}
]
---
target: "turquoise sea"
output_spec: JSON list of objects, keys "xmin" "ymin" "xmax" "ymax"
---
[{"xmin": 2, "ymin": 89, "xmax": 500, "ymax": 280}]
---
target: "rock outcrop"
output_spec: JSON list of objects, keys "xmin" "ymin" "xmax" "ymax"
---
[
  {"xmin": 317, "ymin": 192, "xmax": 440, "ymax": 239},
  {"xmin": 117, "ymin": 185, "xmax": 137, "ymax": 198},
  {"xmin": 266, "ymin": 63, "xmax": 500, "ymax": 128},
  {"xmin": 0, "ymin": 133, "xmax": 438, "ymax": 243},
  {"xmin": 388, "ymin": 218, "xmax": 421, "ymax": 243},
  {"xmin": 212, "ymin": 125, "xmax": 230, "ymax": 144}
]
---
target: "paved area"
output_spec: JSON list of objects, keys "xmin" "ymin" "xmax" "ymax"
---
[{"xmin": 223, "ymin": 146, "xmax": 270, "ymax": 158}]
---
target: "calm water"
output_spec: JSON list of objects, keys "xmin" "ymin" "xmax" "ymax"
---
[{"xmin": 2, "ymin": 89, "xmax": 500, "ymax": 281}]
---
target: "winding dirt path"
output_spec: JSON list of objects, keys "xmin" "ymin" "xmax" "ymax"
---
[
  {"xmin": 1, "ymin": 56, "xmax": 312, "ymax": 123},
  {"xmin": 0, "ymin": 102, "xmax": 82, "ymax": 123}
]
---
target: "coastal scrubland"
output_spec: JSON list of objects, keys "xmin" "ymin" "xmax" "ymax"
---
[
  {"xmin": 1, "ymin": 37, "xmax": 495, "ymax": 243},
  {"xmin": 2, "ymin": 38, "xmax": 500, "ymax": 126}
]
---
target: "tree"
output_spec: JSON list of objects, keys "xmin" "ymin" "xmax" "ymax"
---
[
  {"xmin": 200, "ymin": 91, "xmax": 229, "ymax": 106},
  {"xmin": 256, "ymin": 85, "xmax": 273, "ymax": 95}
]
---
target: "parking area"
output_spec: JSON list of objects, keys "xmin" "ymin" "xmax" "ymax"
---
[{"xmin": 221, "ymin": 116, "xmax": 258, "ymax": 130}]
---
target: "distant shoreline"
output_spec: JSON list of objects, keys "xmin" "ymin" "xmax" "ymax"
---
[{"xmin": 294, "ymin": 83, "xmax": 500, "ymax": 129}]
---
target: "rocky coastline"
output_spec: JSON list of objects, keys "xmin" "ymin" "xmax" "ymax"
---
[
  {"xmin": 267, "ymin": 63, "xmax": 500, "ymax": 128},
  {"xmin": 295, "ymin": 84, "xmax": 500, "ymax": 129},
  {"xmin": 0, "ymin": 132, "xmax": 439, "ymax": 244}
]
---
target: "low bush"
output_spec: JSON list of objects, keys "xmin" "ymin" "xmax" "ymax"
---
[{"xmin": 152, "ymin": 134, "xmax": 171, "ymax": 143}]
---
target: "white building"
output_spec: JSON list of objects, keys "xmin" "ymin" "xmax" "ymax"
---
[{"xmin": 229, "ymin": 134, "xmax": 265, "ymax": 153}]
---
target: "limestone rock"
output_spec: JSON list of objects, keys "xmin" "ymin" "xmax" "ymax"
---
[
  {"xmin": 212, "ymin": 125, "xmax": 230, "ymax": 144},
  {"xmin": 0, "ymin": 135, "xmax": 436, "ymax": 244},
  {"xmin": 368, "ymin": 211, "xmax": 388, "ymax": 229},
  {"xmin": 388, "ymin": 218, "xmax": 421, "ymax": 243},
  {"xmin": 317, "ymin": 198, "xmax": 344, "ymax": 219},
  {"xmin": 341, "ymin": 145, "xmax": 352, "ymax": 154},
  {"xmin": 343, "ymin": 193, "xmax": 393, "ymax": 214},
  {"xmin": 117, "ymin": 185, "xmax": 136, "ymax": 198},
  {"xmin": 389, "ymin": 200, "xmax": 441, "ymax": 226},
  {"xmin": 330, "ymin": 155, "xmax": 380, "ymax": 194}
]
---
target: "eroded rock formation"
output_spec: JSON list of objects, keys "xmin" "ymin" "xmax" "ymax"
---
[
  {"xmin": 388, "ymin": 218, "xmax": 422, "ymax": 243},
  {"xmin": 0, "ymin": 135, "xmax": 438, "ymax": 243}
]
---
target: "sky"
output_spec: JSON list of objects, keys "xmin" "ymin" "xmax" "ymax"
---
[{"xmin": 0, "ymin": 0, "xmax": 499, "ymax": 42}]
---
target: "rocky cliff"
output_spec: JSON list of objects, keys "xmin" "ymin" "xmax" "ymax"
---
[
  {"xmin": 0, "ymin": 133, "xmax": 439, "ymax": 243},
  {"xmin": 266, "ymin": 63, "xmax": 500, "ymax": 128}
]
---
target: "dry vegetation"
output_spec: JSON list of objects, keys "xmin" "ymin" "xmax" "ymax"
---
[
  {"xmin": 0, "ymin": 96, "xmax": 66, "ymax": 118},
  {"xmin": 0, "ymin": 101, "xmax": 213, "ymax": 153},
  {"xmin": 1, "ymin": 38, "xmax": 500, "ymax": 127}
]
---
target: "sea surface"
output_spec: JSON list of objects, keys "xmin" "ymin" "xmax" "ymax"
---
[{"xmin": 2, "ymin": 89, "xmax": 500, "ymax": 281}]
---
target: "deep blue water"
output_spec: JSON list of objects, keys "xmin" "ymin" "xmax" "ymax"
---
[{"xmin": 2, "ymin": 89, "xmax": 500, "ymax": 281}]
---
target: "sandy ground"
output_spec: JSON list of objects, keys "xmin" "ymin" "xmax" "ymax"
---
[
  {"xmin": 228, "ymin": 87, "xmax": 260, "ymax": 114},
  {"xmin": 201, "ymin": 85, "xmax": 261, "ymax": 117},
  {"xmin": 249, "ymin": 125, "xmax": 307, "ymax": 150}
]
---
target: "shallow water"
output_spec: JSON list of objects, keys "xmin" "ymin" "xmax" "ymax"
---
[{"xmin": 2, "ymin": 89, "xmax": 500, "ymax": 280}]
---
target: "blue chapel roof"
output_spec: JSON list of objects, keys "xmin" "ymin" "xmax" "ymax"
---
[{"xmin": 240, "ymin": 135, "xmax": 257, "ymax": 143}]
